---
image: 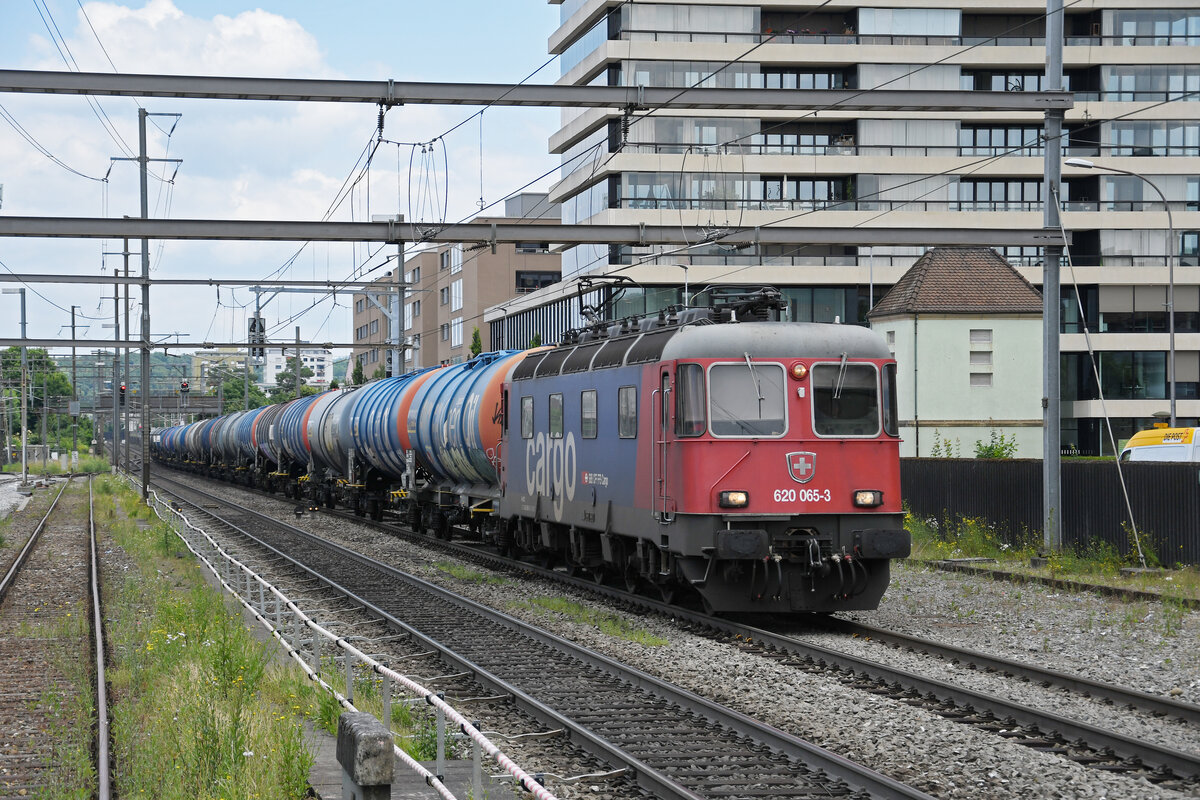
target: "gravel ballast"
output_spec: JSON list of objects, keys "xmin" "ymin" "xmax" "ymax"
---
[{"xmin": 162, "ymin": 475, "xmax": 1200, "ymax": 800}]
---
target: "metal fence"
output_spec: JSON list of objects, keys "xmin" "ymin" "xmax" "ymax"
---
[{"xmin": 901, "ymin": 459, "xmax": 1200, "ymax": 565}]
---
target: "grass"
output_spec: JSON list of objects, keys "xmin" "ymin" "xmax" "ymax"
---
[
  {"xmin": 435, "ymin": 560, "xmax": 511, "ymax": 586},
  {"xmin": 3, "ymin": 455, "xmax": 112, "ymax": 475},
  {"xmin": 512, "ymin": 596, "xmax": 669, "ymax": 647},
  {"xmin": 98, "ymin": 473, "xmax": 444, "ymax": 787},
  {"xmin": 97, "ymin": 475, "xmax": 315, "ymax": 799},
  {"xmin": 903, "ymin": 506, "xmax": 1200, "ymax": 602}
]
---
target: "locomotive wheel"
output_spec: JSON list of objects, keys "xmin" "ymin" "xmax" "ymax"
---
[{"xmin": 590, "ymin": 565, "xmax": 608, "ymax": 585}]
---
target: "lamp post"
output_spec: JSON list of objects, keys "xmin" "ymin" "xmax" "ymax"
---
[
  {"xmin": 1064, "ymin": 157, "xmax": 1176, "ymax": 427},
  {"xmin": 2, "ymin": 288, "xmax": 28, "ymax": 487}
]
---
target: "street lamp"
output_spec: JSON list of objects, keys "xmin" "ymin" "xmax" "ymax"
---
[
  {"xmin": 2, "ymin": 288, "xmax": 28, "ymax": 487},
  {"xmin": 1064, "ymin": 157, "xmax": 1176, "ymax": 427}
]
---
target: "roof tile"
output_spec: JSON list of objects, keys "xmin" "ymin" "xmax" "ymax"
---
[{"xmin": 867, "ymin": 247, "xmax": 1043, "ymax": 318}]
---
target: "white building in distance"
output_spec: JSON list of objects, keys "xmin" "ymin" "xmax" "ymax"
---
[{"xmin": 868, "ymin": 247, "xmax": 1044, "ymax": 457}]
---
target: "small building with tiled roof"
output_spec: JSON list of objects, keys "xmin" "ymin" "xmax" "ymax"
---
[{"xmin": 868, "ymin": 247, "xmax": 1043, "ymax": 458}]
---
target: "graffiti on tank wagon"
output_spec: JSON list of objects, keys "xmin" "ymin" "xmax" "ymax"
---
[{"xmin": 525, "ymin": 431, "xmax": 577, "ymax": 521}]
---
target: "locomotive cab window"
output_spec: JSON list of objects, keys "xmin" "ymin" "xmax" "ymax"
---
[
  {"xmin": 812, "ymin": 362, "xmax": 881, "ymax": 437},
  {"xmin": 708, "ymin": 362, "xmax": 786, "ymax": 437},
  {"xmin": 581, "ymin": 390, "xmax": 598, "ymax": 438},
  {"xmin": 618, "ymin": 386, "xmax": 637, "ymax": 438},
  {"xmin": 882, "ymin": 364, "xmax": 899, "ymax": 437},
  {"xmin": 549, "ymin": 393, "xmax": 563, "ymax": 439},
  {"xmin": 520, "ymin": 396, "xmax": 534, "ymax": 439},
  {"xmin": 675, "ymin": 363, "xmax": 706, "ymax": 437}
]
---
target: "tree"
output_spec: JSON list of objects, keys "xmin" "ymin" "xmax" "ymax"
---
[
  {"xmin": 372, "ymin": 365, "xmax": 386, "ymax": 380},
  {"xmin": 469, "ymin": 327, "xmax": 483, "ymax": 357},
  {"xmin": 352, "ymin": 358, "xmax": 366, "ymax": 386},
  {"xmin": 267, "ymin": 356, "xmax": 318, "ymax": 402},
  {"xmin": 2, "ymin": 347, "xmax": 74, "ymax": 446},
  {"xmin": 213, "ymin": 374, "xmax": 270, "ymax": 412},
  {"xmin": 529, "ymin": 333, "xmax": 542, "ymax": 348}
]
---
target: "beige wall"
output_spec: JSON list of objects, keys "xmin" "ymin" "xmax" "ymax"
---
[{"xmin": 351, "ymin": 217, "xmax": 560, "ymax": 377}]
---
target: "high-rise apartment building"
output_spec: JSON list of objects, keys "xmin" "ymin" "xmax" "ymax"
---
[
  {"xmin": 352, "ymin": 194, "xmax": 561, "ymax": 374},
  {"xmin": 491, "ymin": 1, "xmax": 1200, "ymax": 454}
]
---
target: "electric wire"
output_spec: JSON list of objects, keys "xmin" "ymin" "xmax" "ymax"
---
[{"xmin": 30, "ymin": 0, "xmax": 135, "ymax": 159}]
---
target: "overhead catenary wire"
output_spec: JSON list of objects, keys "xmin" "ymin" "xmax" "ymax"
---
[{"xmin": 1051, "ymin": 184, "xmax": 1147, "ymax": 569}]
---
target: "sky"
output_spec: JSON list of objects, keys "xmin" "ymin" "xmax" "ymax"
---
[{"xmin": 0, "ymin": 0, "xmax": 561, "ymax": 359}]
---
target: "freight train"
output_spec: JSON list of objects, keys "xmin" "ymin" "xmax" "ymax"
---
[{"xmin": 154, "ymin": 289, "xmax": 910, "ymax": 614}]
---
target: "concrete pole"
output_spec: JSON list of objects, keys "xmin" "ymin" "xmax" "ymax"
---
[
  {"xmin": 123, "ymin": 257, "xmax": 130, "ymax": 471},
  {"xmin": 39, "ymin": 371, "xmax": 47, "ymax": 473},
  {"xmin": 139, "ymin": 107, "xmax": 152, "ymax": 498},
  {"xmin": 17, "ymin": 289, "xmax": 27, "ymax": 486},
  {"xmin": 112, "ymin": 274, "xmax": 120, "ymax": 472},
  {"xmin": 1, "ymin": 394, "xmax": 10, "ymax": 466},
  {"xmin": 71, "ymin": 305, "xmax": 78, "ymax": 454},
  {"xmin": 295, "ymin": 326, "xmax": 301, "ymax": 400},
  {"xmin": 1042, "ymin": 0, "xmax": 1064, "ymax": 551}
]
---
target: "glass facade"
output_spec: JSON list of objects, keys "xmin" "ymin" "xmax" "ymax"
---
[{"xmin": 539, "ymin": 1, "xmax": 1200, "ymax": 455}]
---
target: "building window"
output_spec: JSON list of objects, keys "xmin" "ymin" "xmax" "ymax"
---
[
  {"xmin": 404, "ymin": 304, "xmax": 413, "ymax": 332},
  {"xmin": 969, "ymin": 351, "xmax": 992, "ymax": 367},
  {"xmin": 451, "ymin": 279, "xmax": 463, "ymax": 312},
  {"xmin": 618, "ymin": 386, "xmax": 637, "ymax": 438},
  {"xmin": 412, "ymin": 299, "xmax": 421, "ymax": 317},
  {"xmin": 549, "ymin": 393, "xmax": 563, "ymax": 439},
  {"xmin": 449, "ymin": 244, "xmax": 463, "ymax": 274},
  {"xmin": 451, "ymin": 317, "xmax": 463, "ymax": 348},
  {"xmin": 439, "ymin": 250, "xmax": 450, "ymax": 270},
  {"xmin": 406, "ymin": 266, "xmax": 420, "ymax": 283},
  {"xmin": 369, "ymin": 319, "xmax": 379, "ymax": 335},
  {"xmin": 970, "ymin": 373, "xmax": 993, "ymax": 387},
  {"xmin": 515, "ymin": 271, "xmax": 560, "ymax": 293},
  {"xmin": 581, "ymin": 390, "xmax": 597, "ymax": 438},
  {"xmin": 441, "ymin": 323, "xmax": 450, "ymax": 341},
  {"xmin": 370, "ymin": 349, "xmax": 378, "ymax": 363},
  {"xmin": 970, "ymin": 329, "xmax": 993, "ymax": 345},
  {"xmin": 440, "ymin": 286, "xmax": 449, "ymax": 305},
  {"xmin": 355, "ymin": 298, "xmax": 365, "ymax": 313}
]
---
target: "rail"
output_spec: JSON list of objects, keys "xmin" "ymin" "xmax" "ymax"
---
[
  {"xmin": 0, "ymin": 479, "xmax": 68, "ymax": 602},
  {"xmin": 87, "ymin": 478, "xmax": 111, "ymax": 800},
  {"xmin": 129, "ymin": 472, "xmax": 557, "ymax": 800}
]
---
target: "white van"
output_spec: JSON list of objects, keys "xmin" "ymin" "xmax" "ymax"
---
[{"xmin": 1118, "ymin": 427, "xmax": 1200, "ymax": 462}]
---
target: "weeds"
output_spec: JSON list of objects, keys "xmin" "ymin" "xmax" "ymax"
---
[
  {"xmin": 435, "ymin": 561, "xmax": 510, "ymax": 586},
  {"xmin": 513, "ymin": 596, "xmax": 669, "ymax": 647},
  {"xmin": 102, "ymin": 479, "xmax": 314, "ymax": 799}
]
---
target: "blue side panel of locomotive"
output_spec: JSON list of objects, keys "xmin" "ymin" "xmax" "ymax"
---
[{"xmin": 503, "ymin": 363, "xmax": 646, "ymax": 521}]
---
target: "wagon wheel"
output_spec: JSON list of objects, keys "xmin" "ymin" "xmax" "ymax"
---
[{"xmin": 590, "ymin": 565, "xmax": 608, "ymax": 585}]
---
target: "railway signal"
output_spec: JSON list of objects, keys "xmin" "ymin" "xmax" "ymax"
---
[{"xmin": 119, "ymin": 383, "xmax": 125, "ymax": 405}]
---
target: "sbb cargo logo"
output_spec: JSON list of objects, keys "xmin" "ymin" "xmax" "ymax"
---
[
  {"xmin": 581, "ymin": 471, "xmax": 609, "ymax": 487},
  {"xmin": 525, "ymin": 431, "xmax": 577, "ymax": 521}
]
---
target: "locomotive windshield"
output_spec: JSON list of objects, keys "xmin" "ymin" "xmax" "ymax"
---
[
  {"xmin": 709, "ymin": 362, "xmax": 786, "ymax": 436},
  {"xmin": 812, "ymin": 363, "xmax": 881, "ymax": 436}
]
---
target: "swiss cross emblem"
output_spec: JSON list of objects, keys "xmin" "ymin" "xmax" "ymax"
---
[{"xmin": 787, "ymin": 451, "xmax": 817, "ymax": 484}]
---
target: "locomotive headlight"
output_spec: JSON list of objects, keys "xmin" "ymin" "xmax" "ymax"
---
[
  {"xmin": 719, "ymin": 490, "xmax": 749, "ymax": 508},
  {"xmin": 853, "ymin": 490, "xmax": 884, "ymax": 507},
  {"xmin": 789, "ymin": 362, "xmax": 808, "ymax": 380}
]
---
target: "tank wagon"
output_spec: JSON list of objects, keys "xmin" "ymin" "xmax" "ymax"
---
[{"xmin": 154, "ymin": 289, "xmax": 910, "ymax": 614}]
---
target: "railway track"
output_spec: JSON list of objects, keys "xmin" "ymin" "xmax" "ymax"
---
[
  {"xmin": 155, "ymin": 464, "xmax": 1200, "ymax": 794},
  {"xmin": 150, "ymin": 471, "xmax": 933, "ymax": 800},
  {"xmin": 0, "ymin": 477, "xmax": 110, "ymax": 799}
]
